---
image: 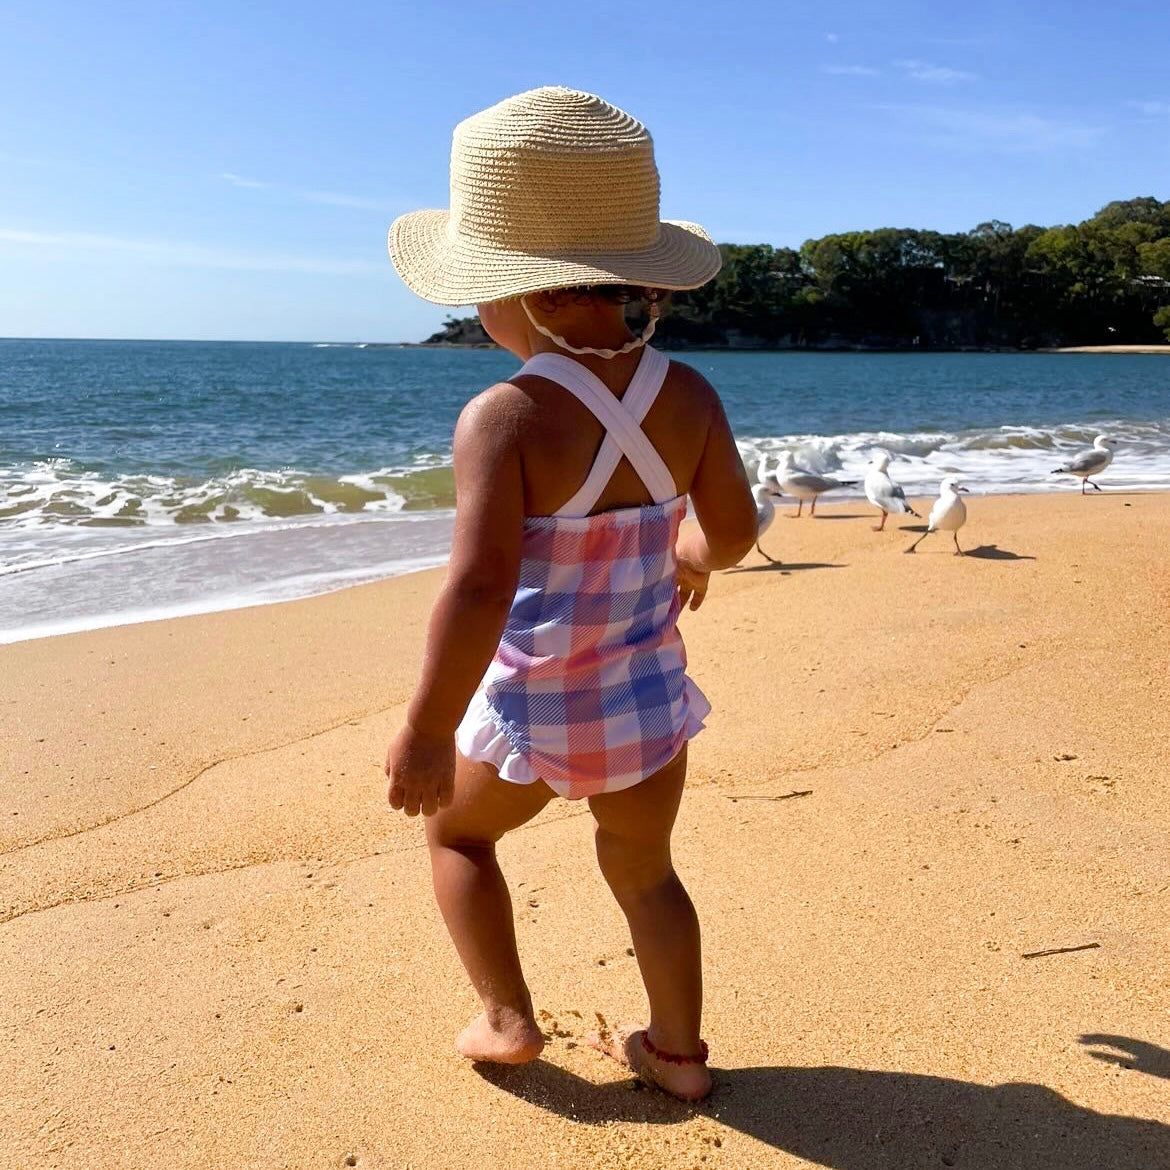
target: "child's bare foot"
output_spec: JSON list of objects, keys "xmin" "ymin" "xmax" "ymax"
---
[
  {"xmin": 456, "ymin": 1009, "xmax": 545, "ymax": 1064},
  {"xmin": 589, "ymin": 1023, "xmax": 712, "ymax": 1101}
]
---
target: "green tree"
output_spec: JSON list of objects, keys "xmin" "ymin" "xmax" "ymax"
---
[
  {"xmin": 1139, "ymin": 238, "xmax": 1170, "ymax": 279},
  {"xmin": 1154, "ymin": 306, "xmax": 1170, "ymax": 342},
  {"xmin": 417, "ymin": 195, "xmax": 1170, "ymax": 349}
]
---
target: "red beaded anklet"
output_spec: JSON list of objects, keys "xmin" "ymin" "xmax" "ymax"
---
[{"xmin": 640, "ymin": 1031, "xmax": 710, "ymax": 1065}]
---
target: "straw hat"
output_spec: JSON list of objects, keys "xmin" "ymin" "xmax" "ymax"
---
[{"xmin": 388, "ymin": 86, "xmax": 722, "ymax": 306}]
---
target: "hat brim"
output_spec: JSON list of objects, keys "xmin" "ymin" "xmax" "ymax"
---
[{"xmin": 388, "ymin": 210, "xmax": 722, "ymax": 306}]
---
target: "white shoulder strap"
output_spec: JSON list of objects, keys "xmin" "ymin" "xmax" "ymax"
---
[{"xmin": 517, "ymin": 348, "xmax": 676, "ymax": 516}]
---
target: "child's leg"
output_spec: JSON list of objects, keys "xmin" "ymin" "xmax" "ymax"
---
[
  {"xmin": 425, "ymin": 754, "xmax": 555, "ymax": 1063},
  {"xmin": 588, "ymin": 747, "xmax": 711, "ymax": 1100}
]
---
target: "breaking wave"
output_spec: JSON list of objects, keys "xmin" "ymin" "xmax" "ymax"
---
[
  {"xmin": 0, "ymin": 460, "xmax": 455, "ymax": 532},
  {"xmin": 737, "ymin": 418, "xmax": 1170, "ymax": 494}
]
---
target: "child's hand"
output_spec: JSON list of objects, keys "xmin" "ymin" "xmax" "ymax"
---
[
  {"xmin": 385, "ymin": 724, "xmax": 456, "ymax": 817},
  {"xmin": 676, "ymin": 558, "xmax": 710, "ymax": 612}
]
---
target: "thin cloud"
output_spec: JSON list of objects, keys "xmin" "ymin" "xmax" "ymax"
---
[
  {"xmin": 0, "ymin": 227, "xmax": 381, "ymax": 275},
  {"xmin": 880, "ymin": 105, "xmax": 1105, "ymax": 152},
  {"xmin": 221, "ymin": 171, "xmax": 267, "ymax": 189},
  {"xmin": 1128, "ymin": 100, "xmax": 1170, "ymax": 116},
  {"xmin": 220, "ymin": 172, "xmax": 386, "ymax": 211},
  {"xmin": 824, "ymin": 64, "xmax": 881, "ymax": 77},
  {"xmin": 826, "ymin": 32, "xmax": 839, "ymax": 43},
  {"xmin": 895, "ymin": 59, "xmax": 978, "ymax": 84}
]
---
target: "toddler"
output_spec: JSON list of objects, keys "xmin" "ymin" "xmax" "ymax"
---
[{"xmin": 385, "ymin": 87, "xmax": 757, "ymax": 1101}]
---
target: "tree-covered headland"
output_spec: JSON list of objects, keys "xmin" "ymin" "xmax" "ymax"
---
[{"xmin": 426, "ymin": 197, "xmax": 1170, "ymax": 349}]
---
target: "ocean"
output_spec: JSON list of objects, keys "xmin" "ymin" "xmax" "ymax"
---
[{"xmin": 2, "ymin": 338, "xmax": 1167, "ymax": 644}]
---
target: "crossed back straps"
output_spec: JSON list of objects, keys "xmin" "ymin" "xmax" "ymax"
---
[{"xmin": 516, "ymin": 346, "xmax": 677, "ymax": 517}]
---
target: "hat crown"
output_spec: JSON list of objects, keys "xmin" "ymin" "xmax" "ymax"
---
[{"xmin": 447, "ymin": 87, "xmax": 662, "ymax": 255}]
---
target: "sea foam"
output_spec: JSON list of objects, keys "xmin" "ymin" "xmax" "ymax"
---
[{"xmin": 738, "ymin": 418, "xmax": 1170, "ymax": 496}]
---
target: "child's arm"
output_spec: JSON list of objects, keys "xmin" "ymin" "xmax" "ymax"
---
[
  {"xmin": 385, "ymin": 388, "xmax": 525, "ymax": 817},
  {"xmin": 675, "ymin": 384, "xmax": 757, "ymax": 609}
]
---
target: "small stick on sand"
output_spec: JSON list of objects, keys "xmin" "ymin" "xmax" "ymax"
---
[
  {"xmin": 728, "ymin": 790, "xmax": 813, "ymax": 802},
  {"xmin": 1020, "ymin": 942, "xmax": 1101, "ymax": 959}
]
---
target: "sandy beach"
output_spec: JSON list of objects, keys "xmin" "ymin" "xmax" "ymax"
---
[{"xmin": 3, "ymin": 491, "xmax": 1169, "ymax": 1169}]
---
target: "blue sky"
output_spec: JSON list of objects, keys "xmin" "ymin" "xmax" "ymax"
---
[{"xmin": 2, "ymin": 0, "xmax": 1168, "ymax": 342}]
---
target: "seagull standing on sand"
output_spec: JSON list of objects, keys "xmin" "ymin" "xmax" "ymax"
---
[
  {"xmin": 1052, "ymin": 435, "xmax": 1118, "ymax": 494},
  {"xmin": 756, "ymin": 454, "xmax": 782, "ymax": 494},
  {"xmin": 905, "ymin": 476, "xmax": 969, "ymax": 555},
  {"xmin": 864, "ymin": 451, "xmax": 919, "ymax": 531},
  {"xmin": 774, "ymin": 451, "xmax": 854, "ymax": 517},
  {"xmin": 750, "ymin": 482, "xmax": 780, "ymax": 563}
]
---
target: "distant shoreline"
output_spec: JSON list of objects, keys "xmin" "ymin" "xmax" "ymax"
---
[{"xmin": 1045, "ymin": 344, "xmax": 1170, "ymax": 354}]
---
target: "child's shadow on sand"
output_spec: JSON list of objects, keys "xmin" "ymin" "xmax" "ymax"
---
[{"xmin": 478, "ymin": 1052, "xmax": 1170, "ymax": 1169}]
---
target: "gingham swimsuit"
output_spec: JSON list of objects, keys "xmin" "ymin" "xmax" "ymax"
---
[{"xmin": 455, "ymin": 345, "xmax": 710, "ymax": 799}]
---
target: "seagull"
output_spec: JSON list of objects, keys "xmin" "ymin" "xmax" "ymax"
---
[
  {"xmin": 751, "ymin": 482, "xmax": 780, "ymax": 563},
  {"xmin": 755, "ymin": 454, "xmax": 781, "ymax": 494},
  {"xmin": 1052, "ymin": 435, "xmax": 1118, "ymax": 494},
  {"xmin": 905, "ymin": 476, "xmax": 969, "ymax": 555},
  {"xmin": 864, "ymin": 451, "xmax": 919, "ymax": 531},
  {"xmin": 774, "ymin": 451, "xmax": 854, "ymax": 517}
]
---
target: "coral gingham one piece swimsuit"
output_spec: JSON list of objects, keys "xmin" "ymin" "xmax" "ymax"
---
[{"xmin": 455, "ymin": 345, "xmax": 710, "ymax": 800}]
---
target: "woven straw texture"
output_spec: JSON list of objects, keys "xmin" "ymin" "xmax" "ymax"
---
[{"xmin": 388, "ymin": 87, "xmax": 721, "ymax": 305}]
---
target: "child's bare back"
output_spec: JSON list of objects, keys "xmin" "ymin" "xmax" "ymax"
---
[{"xmin": 485, "ymin": 346, "xmax": 718, "ymax": 515}]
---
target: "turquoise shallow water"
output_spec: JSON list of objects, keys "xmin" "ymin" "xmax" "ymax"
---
[{"xmin": 2, "ymin": 339, "xmax": 1168, "ymax": 641}]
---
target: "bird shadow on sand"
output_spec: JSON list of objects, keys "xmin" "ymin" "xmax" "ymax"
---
[
  {"xmin": 1062, "ymin": 489, "xmax": 1149, "ymax": 498},
  {"xmin": 725, "ymin": 561, "xmax": 845, "ymax": 575},
  {"xmin": 476, "ymin": 1058, "xmax": 1170, "ymax": 1169},
  {"xmin": 963, "ymin": 544, "xmax": 1036, "ymax": 561},
  {"xmin": 797, "ymin": 512, "xmax": 869, "ymax": 521},
  {"xmin": 1080, "ymin": 1035, "xmax": 1170, "ymax": 1080}
]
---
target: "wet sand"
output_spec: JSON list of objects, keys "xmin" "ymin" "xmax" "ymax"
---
[{"xmin": 3, "ymin": 492, "xmax": 1169, "ymax": 1168}]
